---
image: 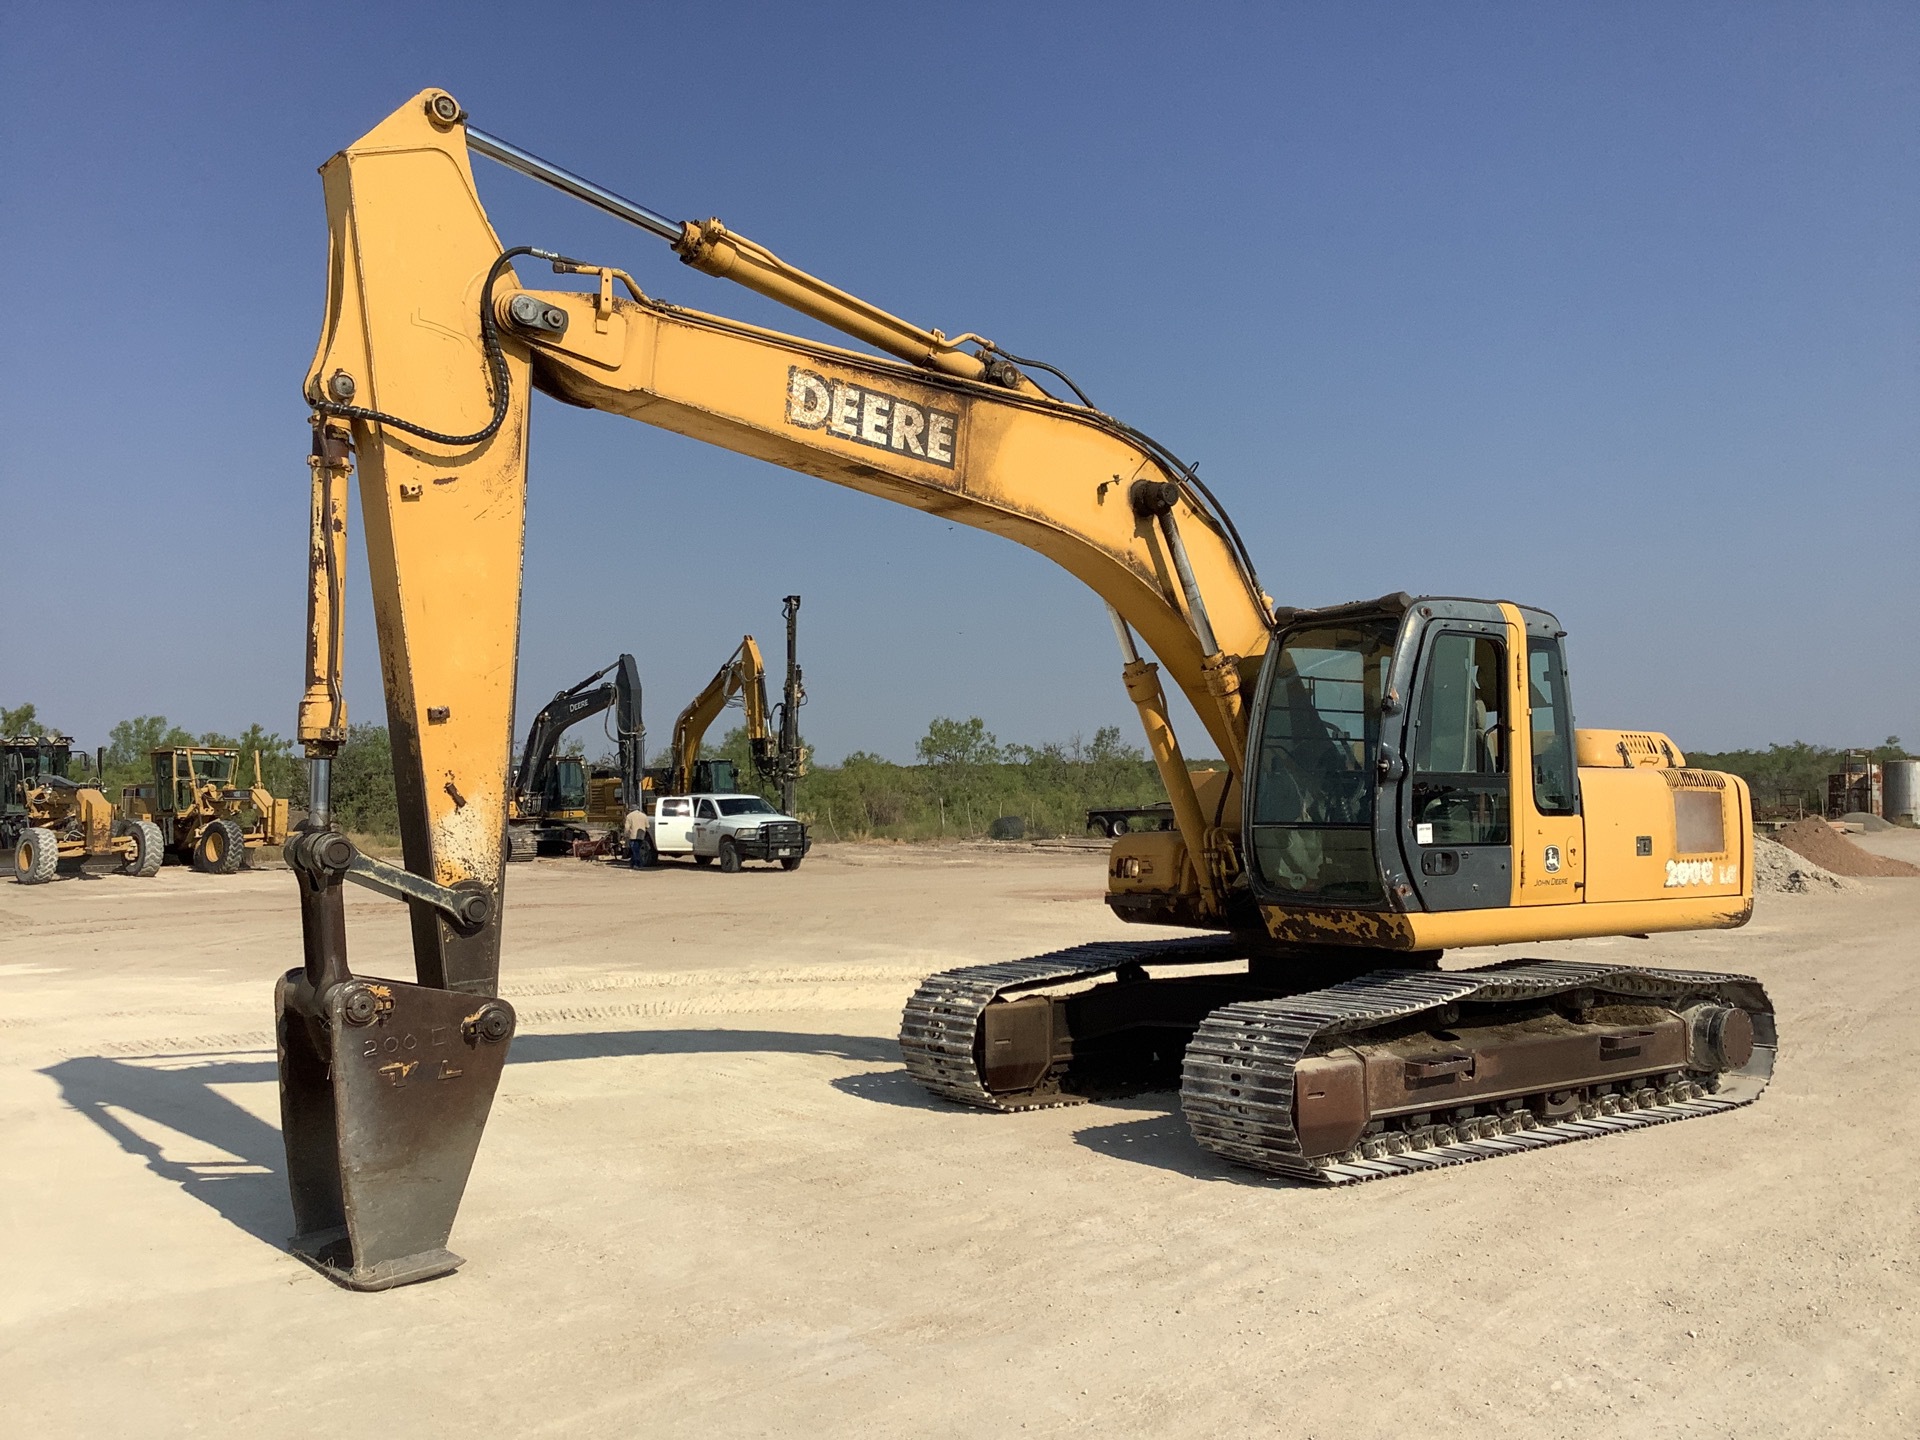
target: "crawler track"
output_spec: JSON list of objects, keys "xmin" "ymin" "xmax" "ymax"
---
[
  {"xmin": 1181, "ymin": 960, "xmax": 1775, "ymax": 1183},
  {"xmin": 901, "ymin": 950, "xmax": 1774, "ymax": 1182},
  {"xmin": 898, "ymin": 936, "xmax": 1245, "ymax": 1109}
]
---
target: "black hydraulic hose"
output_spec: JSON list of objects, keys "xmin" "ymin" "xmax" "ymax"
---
[
  {"xmin": 1113, "ymin": 421, "xmax": 1272, "ymax": 626},
  {"xmin": 979, "ymin": 345, "xmax": 1270, "ymax": 624},
  {"xmin": 984, "ymin": 345, "xmax": 1099, "ymax": 410},
  {"xmin": 308, "ymin": 245, "xmax": 573, "ymax": 447}
]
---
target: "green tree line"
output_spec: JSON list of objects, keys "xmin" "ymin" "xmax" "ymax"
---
[
  {"xmin": 702, "ymin": 716, "xmax": 1191, "ymax": 840},
  {"xmin": 1687, "ymin": 737, "xmax": 1907, "ymax": 817},
  {"xmin": 21, "ymin": 689, "xmax": 1903, "ymax": 839},
  {"xmin": 9, "ymin": 699, "xmax": 1185, "ymax": 843}
]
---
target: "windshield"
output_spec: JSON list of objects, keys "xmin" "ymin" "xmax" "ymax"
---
[
  {"xmin": 551, "ymin": 758, "xmax": 588, "ymax": 810},
  {"xmin": 191, "ymin": 751, "xmax": 236, "ymax": 784},
  {"xmin": 1248, "ymin": 618, "xmax": 1397, "ymax": 904},
  {"xmin": 718, "ymin": 797, "xmax": 776, "ymax": 816},
  {"xmin": 22, "ymin": 746, "xmax": 71, "ymax": 782}
]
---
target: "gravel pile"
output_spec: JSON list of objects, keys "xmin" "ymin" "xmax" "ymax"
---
[
  {"xmin": 1840, "ymin": 811, "xmax": 1897, "ymax": 832},
  {"xmin": 1753, "ymin": 834, "xmax": 1857, "ymax": 893},
  {"xmin": 1773, "ymin": 817, "xmax": 1920, "ymax": 878}
]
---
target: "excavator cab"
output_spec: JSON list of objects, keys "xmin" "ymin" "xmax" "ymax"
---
[
  {"xmin": 1242, "ymin": 593, "xmax": 1747, "ymax": 948},
  {"xmin": 539, "ymin": 756, "xmax": 589, "ymax": 820},
  {"xmin": 1244, "ymin": 594, "xmax": 1558, "ymax": 915}
]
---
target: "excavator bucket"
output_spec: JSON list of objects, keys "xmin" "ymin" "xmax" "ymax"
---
[
  {"xmin": 277, "ymin": 836, "xmax": 516, "ymax": 1290},
  {"xmin": 277, "ymin": 972, "xmax": 515, "ymax": 1289}
]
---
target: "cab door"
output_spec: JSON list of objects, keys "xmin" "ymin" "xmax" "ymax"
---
[
  {"xmin": 691, "ymin": 797, "xmax": 721, "ymax": 856},
  {"xmin": 1401, "ymin": 623, "xmax": 1514, "ymax": 911},
  {"xmin": 654, "ymin": 796, "xmax": 695, "ymax": 853},
  {"xmin": 1513, "ymin": 624, "xmax": 1585, "ymax": 905}
]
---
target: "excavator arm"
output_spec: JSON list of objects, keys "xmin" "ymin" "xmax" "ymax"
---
[
  {"xmin": 283, "ymin": 89, "xmax": 1272, "ymax": 1288},
  {"xmin": 299, "ymin": 91, "xmax": 1270, "ymax": 925}
]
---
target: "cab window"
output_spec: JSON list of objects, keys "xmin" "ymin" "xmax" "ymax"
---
[
  {"xmin": 696, "ymin": 799, "xmax": 719, "ymax": 821},
  {"xmin": 1526, "ymin": 638, "xmax": 1578, "ymax": 815},
  {"xmin": 551, "ymin": 758, "xmax": 588, "ymax": 810},
  {"xmin": 660, "ymin": 797, "xmax": 691, "ymax": 818},
  {"xmin": 192, "ymin": 752, "xmax": 235, "ymax": 785},
  {"xmin": 1247, "ymin": 618, "xmax": 1396, "ymax": 903},
  {"xmin": 1410, "ymin": 632, "xmax": 1509, "ymax": 845}
]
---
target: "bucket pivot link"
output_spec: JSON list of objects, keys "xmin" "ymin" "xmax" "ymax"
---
[{"xmin": 277, "ymin": 829, "xmax": 516, "ymax": 1291}]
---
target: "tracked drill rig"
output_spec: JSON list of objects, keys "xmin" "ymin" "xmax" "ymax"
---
[{"xmin": 281, "ymin": 91, "xmax": 1772, "ymax": 1290}]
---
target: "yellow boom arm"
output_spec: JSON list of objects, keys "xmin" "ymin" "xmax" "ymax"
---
[{"xmin": 300, "ymin": 88, "xmax": 1271, "ymax": 985}]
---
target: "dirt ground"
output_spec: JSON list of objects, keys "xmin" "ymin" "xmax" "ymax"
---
[{"xmin": 2, "ymin": 836, "xmax": 1916, "ymax": 1438}]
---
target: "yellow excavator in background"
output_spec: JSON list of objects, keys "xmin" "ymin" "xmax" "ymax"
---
[
  {"xmin": 650, "ymin": 610, "xmax": 806, "ymax": 803},
  {"xmin": 651, "ymin": 635, "xmax": 767, "ymax": 799},
  {"xmin": 280, "ymin": 90, "xmax": 1772, "ymax": 1290}
]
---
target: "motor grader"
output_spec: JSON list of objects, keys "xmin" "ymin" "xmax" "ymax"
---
[
  {"xmin": 274, "ymin": 90, "xmax": 1773, "ymax": 1290},
  {"xmin": 121, "ymin": 746, "xmax": 289, "ymax": 873},
  {"xmin": 3, "ymin": 732, "xmax": 160, "ymax": 883}
]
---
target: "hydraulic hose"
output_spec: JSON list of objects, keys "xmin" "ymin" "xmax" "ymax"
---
[{"xmin": 308, "ymin": 245, "xmax": 572, "ymax": 447}]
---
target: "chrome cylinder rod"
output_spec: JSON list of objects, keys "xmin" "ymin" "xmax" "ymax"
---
[
  {"xmin": 1107, "ymin": 605, "xmax": 1143, "ymax": 665},
  {"xmin": 307, "ymin": 756, "xmax": 333, "ymax": 830},
  {"xmin": 466, "ymin": 125, "xmax": 683, "ymax": 244},
  {"xmin": 1156, "ymin": 512, "xmax": 1221, "ymax": 658}
]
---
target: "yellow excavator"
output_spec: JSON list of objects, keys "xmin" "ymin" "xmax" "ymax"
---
[
  {"xmin": 650, "ymin": 614, "xmax": 805, "ymax": 802},
  {"xmin": 651, "ymin": 635, "xmax": 766, "ymax": 799},
  {"xmin": 279, "ymin": 90, "xmax": 1772, "ymax": 1290}
]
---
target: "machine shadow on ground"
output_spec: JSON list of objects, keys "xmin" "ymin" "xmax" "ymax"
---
[
  {"xmin": 1069, "ymin": 1093, "xmax": 1306, "ymax": 1186},
  {"xmin": 44, "ymin": 1054, "xmax": 289, "ymax": 1244},
  {"xmin": 830, "ymin": 1068, "xmax": 1312, "ymax": 1186},
  {"xmin": 43, "ymin": 1027, "xmax": 904, "ymax": 1250},
  {"xmin": 829, "ymin": 1066, "xmax": 952, "ymax": 1110}
]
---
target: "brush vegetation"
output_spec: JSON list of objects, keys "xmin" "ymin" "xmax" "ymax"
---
[
  {"xmin": 709, "ymin": 717, "xmax": 1196, "ymax": 841},
  {"xmin": 1686, "ymin": 737, "xmax": 1907, "ymax": 818},
  {"xmin": 20, "ymin": 696, "xmax": 1902, "ymax": 840},
  {"xmin": 5, "ymin": 701, "xmax": 1190, "ymax": 845}
]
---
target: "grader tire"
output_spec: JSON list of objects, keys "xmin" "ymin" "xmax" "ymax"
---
[
  {"xmin": 194, "ymin": 819, "xmax": 246, "ymax": 874},
  {"xmin": 14, "ymin": 827, "xmax": 60, "ymax": 885},
  {"xmin": 120, "ymin": 819, "xmax": 164, "ymax": 878}
]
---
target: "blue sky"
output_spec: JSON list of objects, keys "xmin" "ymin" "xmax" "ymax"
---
[{"xmin": 2, "ymin": 2, "xmax": 1913, "ymax": 762}]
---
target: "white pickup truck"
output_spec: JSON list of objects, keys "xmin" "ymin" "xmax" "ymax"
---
[{"xmin": 638, "ymin": 792, "xmax": 810, "ymax": 872}]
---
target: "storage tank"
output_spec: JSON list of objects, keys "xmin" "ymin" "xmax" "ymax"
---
[{"xmin": 1884, "ymin": 760, "xmax": 1920, "ymax": 826}]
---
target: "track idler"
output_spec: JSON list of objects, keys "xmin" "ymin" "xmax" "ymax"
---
[{"xmin": 277, "ymin": 831, "xmax": 515, "ymax": 1290}]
